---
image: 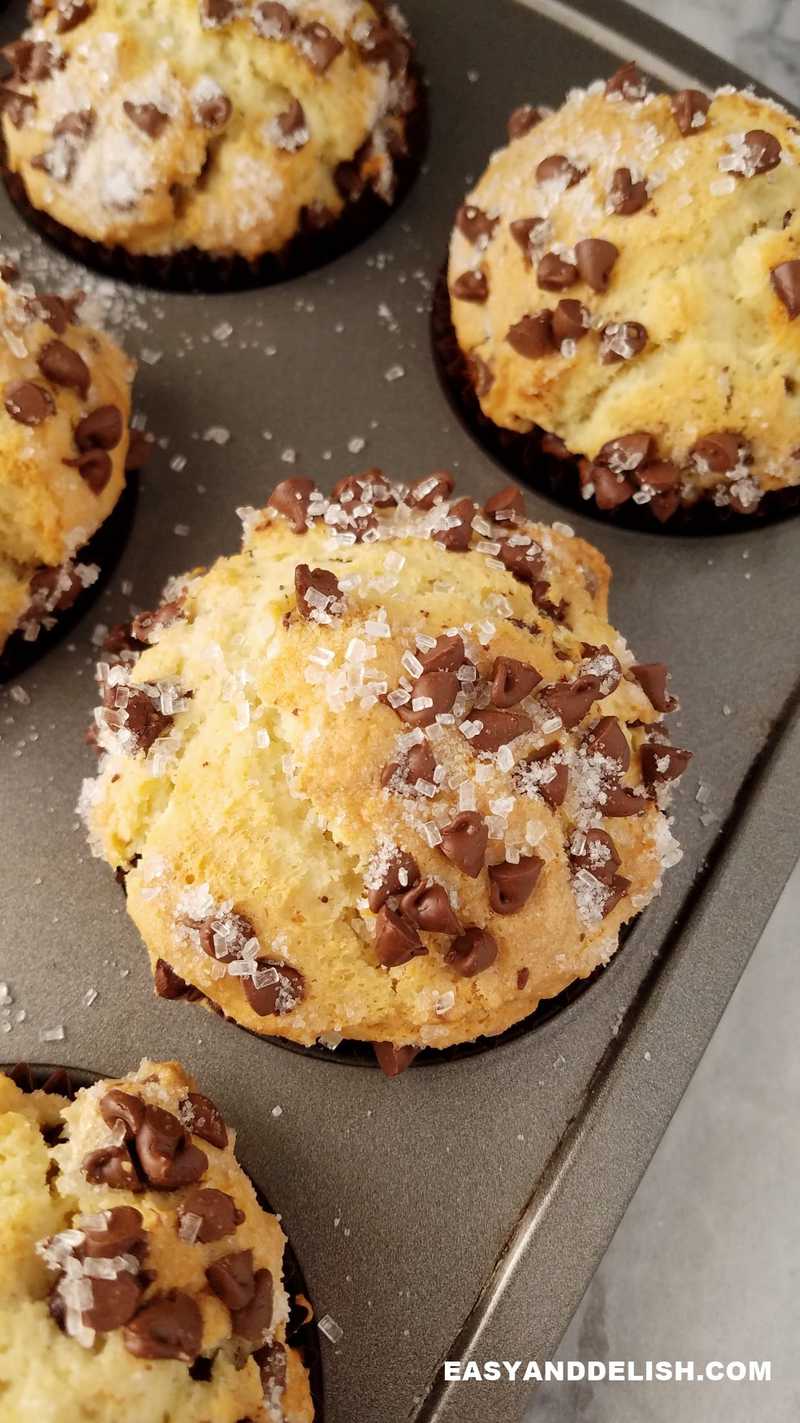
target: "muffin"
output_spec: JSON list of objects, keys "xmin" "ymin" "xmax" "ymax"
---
[
  {"xmin": 0, "ymin": 0, "xmax": 420, "ymax": 287},
  {"xmin": 0, "ymin": 268, "xmax": 134, "ymax": 658},
  {"xmin": 446, "ymin": 65, "xmax": 800, "ymax": 524},
  {"xmin": 0, "ymin": 1058, "xmax": 314, "ymax": 1422},
  {"xmin": 80, "ymin": 471, "xmax": 691, "ymax": 1072}
]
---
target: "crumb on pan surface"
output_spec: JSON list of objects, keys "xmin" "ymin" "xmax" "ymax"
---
[
  {"xmin": 80, "ymin": 471, "xmax": 691, "ymax": 1067},
  {"xmin": 0, "ymin": 0, "xmax": 418, "ymax": 262},
  {"xmin": 0, "ymin": 269, "xmax": 133, "ymax": 654},
  {"xmin": 447, "ymin": 65, "xmax": 800, "ymax": 520},
  {"xmin": 0, "ymin": 1058, "xmax": 313, "ymax": 1422}
]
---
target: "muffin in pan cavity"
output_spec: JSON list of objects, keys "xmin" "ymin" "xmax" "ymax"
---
[
  {"xmin": 0, "ymin": 0, "xmax": 423, "ymax": 291},
  {"xmin": 0, "ymin": 262, "xmax": 136, "ymax": 672},
  {"xmin": 444, "ymin": 63, "xmax": 800, "ymax": 530},
  {"xmin": 0, "ymin": 1058, "xmax": 319, "ymax": 1422},
  {"xmin": 80, "ymin": 470, "xmax": 691, "ymax": 1075}
]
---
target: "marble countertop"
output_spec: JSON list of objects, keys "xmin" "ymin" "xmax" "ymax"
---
[{"xmin": 525, "ymin": 6, "xmax": 799, "ymax": 1423}]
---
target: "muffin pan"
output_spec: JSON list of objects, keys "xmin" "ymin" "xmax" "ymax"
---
[{"xmin": 1, "ymin": 2, "xmax": 798, "ymax": 1422}]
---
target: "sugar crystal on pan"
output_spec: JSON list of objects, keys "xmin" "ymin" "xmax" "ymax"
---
[{"xmin": 319, "ymin": 1314, "xmax": 343, "ymax": 1344}]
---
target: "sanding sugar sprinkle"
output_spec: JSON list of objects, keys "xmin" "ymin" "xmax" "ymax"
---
[{"xmin": 318, "ymin": 1314, "xmax": 344, "ymax": 1344}]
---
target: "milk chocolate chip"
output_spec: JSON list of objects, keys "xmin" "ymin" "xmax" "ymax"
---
[
  {"xmin": 374, "ymin": 906, "xmax": 427, "ymax": 967},
  {"xmin": 488, "ymin": 856, "xmax": 543, "ymax": 914},
  {"xmin": 179, "ymin": 1188, "xmax": 243, "ymax": 1243},
  {"xmin": 490, "ymin": 655, "xmax": 542, "ymax": 707},
  {"xmin": 439, "ymin": 812, "xmax": 488, "ymax": 878},
  {"xmin": 268, "ymin": 477, "xmax": 318, "ymax": 532},
  {"xmin": 124, "ymin": 1291, "xmax": 202, "ymax": 1362},
  {"xmin": 445, "ymin": 926, "xmax": 498, "ymax": 977}
]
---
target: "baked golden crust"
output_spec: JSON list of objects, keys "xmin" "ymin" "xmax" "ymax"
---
[
  {"xmin": 447, "ymin": 71, "xmax": 800, "ymax": 517},
  {"xmin": 0, "ymin": 274, "xmax": 133, "ymax": 653},
  {"xmin": 0, "ymin": 1059, "xmax": 313, "ymax": 1423},
  {"xmin": 1, "ymin": 0, "xmax": 417, "ymax": 261},
  {"xmin": 81, "ymin": 472, "xmax": 690, "ymax": 1062}
]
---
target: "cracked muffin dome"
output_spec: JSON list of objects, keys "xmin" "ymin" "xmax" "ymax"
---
[
  {"xmin": 81, "ymin": 470, "xmax": 691, "ymax": 1072},
  {"xmin": 0, "ymin": 1059, "xmax": 313, "ymax": 1423},
  {"xmin": 0, "ymin": 268, "xmax": 133, "ymax": 655},
  {"xmin": 447, "ymin": 64, "xmax": 800, "ymax": 522},
  {"xmin": 0, "ymin": 0, "xmax": 419, "ymax": 276}
]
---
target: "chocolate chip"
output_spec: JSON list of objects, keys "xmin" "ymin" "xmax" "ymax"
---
[
  {"xmin": 201, "ymin": 0, "xmax": 234, "ymax": 21},
  {"xmin": 374, "ymin": 905, "xmax": 427, "ymax": 967},
  {"xmin": 273, "ymin": 98, "xmax": 307, "ymax": 150},
  {"xmin": 485, "ymin": 485, "xmax": 525, "ymax": 521},
  {"xmin": 367, "ymin": 848, "xmax": 420, "ymax": 912},
  {"xmin": 498, "ymin": 539, "xmax": 545, "ymax": 586},
  {"xmin": 297, "ymin": 22, "xmax": 343, "ymax": 73},
  {"xmin": 517, "ymin": 967, "xmax": 530, "ymax": 990},
  {"xmin": 651, "ymin": 488, "xmax": 681, "ymax": 523},
  {"xmin": 123, "ymin": 102, "xmax": 170, "ymax": 139},
  {"xmin": 124, "ymin": 1292, "xmax": 202, "ymax": 1362},
  {"xmin": 232, "ymin": 1267, "xmax": 274, "ymax": 1342},
  {"xmin": 125, "ymin": 430, "xmax": 154, "ymax": 470},
  {"xmin": 605, "ymin": 62, "xmax": 646, "ymax": 100},
  {"xmin": 418, "ymin": 634, "xmax": 466, "ymax": 672},
  {"xmin": 83, "ymin": 1145, "xmax": 142, "ymax": 1192},
  {"xmin": 467, "ymin": 355, "xmax": 494, "ymax": 398},
  {"xmin": 439, "ymin": 812, "xmax": 488, "ymax": 878},
  {"xmin": 332, "ymin": 469, "xmax": 395, "ymax": 508},
  {"xmin": 54, "ymin": 108, "xmax": 96, "ymax": 141},
  {"xmin": 510, "ymin": 216, "xmax": 546, "ymax": 265},
  {"xmin": 256, "ymin": 1339, "xmax": 288, "ymax": 1395},
  {"xmin": 469, "ymin": 708, "xmax": 532, "ymax": 753},
  {"xmin": 598, "ymin": 875, "xmax": 632, "ymax": 917},
  {"xmin": 599, "ymin": 321, "xmax": 647, "ymax": 363},
  {"xmin": 570, "ymin": 828, "xmax": 620, "ymax": 885},
  {"xmin": 0, "ymin": 87, "xmax": 36, "ymax": 128},
  {"xmin": 520, "ymin": 743, "xmax": 568, "ymax": 808},
  {"xmin": 4, "ymin": 379, "xmax": 54, "ymax": 426},
  {"xmin": 381, "ymin": 740, "xmax": 437, "ymax": 793},
  {"xmin": 196, "ymin": 89, "xmax": 232, "ymax": 128},
  {"xmin": 602, "ymin": 783, "xmax": 646, "ymax": 816},
  {"xmin": 490, "ymin": 656, "xmax": 541, "ymax": 707},
  {"xmin": 407, "ymin": 471, "xmax": 455, "ymax": 509},
  {"xmin": 75, "ymin": 404, "xmax": 123, "ymax": 451},
  {"xmin": 120, "ymin": 687, "xmax": 172, "ymax": 752},
  {"xmin": 372, "ymin": 1042, "xmax": 420, "ymax": 1076},
  {"xmin": 294, "ymin": 563, "xmax": 342, "ymax": 620},
  {"xmin": 575, "ymin": 238, "xmax": 618, "ymax": 292},
  {"xmin": 356, "ymin": 20, "xmax": 410, "ymax": 74},
  {"xmin": 84, "ymin": 1273, "xmax": 144, "ymax": 1333},
  {"xmin": 771, "ymin": 260, "xmax": 800, "ymax": 318},
  {"xmin": 207, "ymin": 1249, "xmax": 255, "ymax": 1310},
  {"xmin": 130, "ymin": 599, "xmax": 184, "ymax": 644},
  {"xmin": 29, "ymin": 292, "xmax": 83, "ymax": 335},
  {"xmin": 741, "ymin": 129, "xmax": 781, "ymax": 175},
  {"xmin": 690, "ymin": 431, "xmax": 746, "ymax": 473},
  {"xmin": 56, "ymin": 0, "xmax": 93, "ymax": 31},
  {"xmin": 541, "ymin": 433, "xmax": 571, "ymax": 460},
  {"xmin": 434, "ymin": 496, "xmax": 476, "ymax": 551},
  {"xmin": 268, "ymin": 477, "xmax": 318, "ymax": 532},
  {"xmin": 179, "ymin": 1188, "xmax": 243, "ymax": 1243},
  {"xmin": 456, "ymin": 204, "xmax": 498, "ymax": 245},
  {"xmin": 37, "ymin": 339, "xmax": 90, "ymax": 396},
  {"xmin": 252, "ymin": 0, "xmax": 293, "ymax": 36},
  {"xmin": 4, "ymin": 39, "xmax": 62, "ymax": 82},
  {"xmin": 400, "ymin": 881, "xmax": 460, "ymax": 934},
  {"xmin": 182, "ymin": 1092, "xmax": 227, "ymax": 1150},
  {"xmin": 508, "ymin": 104, "xmax": 546, "ymax": 141},
  {"xmin": 670, "ymin": 89, "xmax": 710, "ymax": 135},
  {"xmin": 445, "ymin": 926, "xmax": 498, "ymax": 978},
  {"xmin": 242, "ymin": 960, "xmax": 305, "ymax": 1016},
  {"xmin": 155, "ymin": 959, "xmax": 194, "ymax": 1000},
  {"xmin": 451, "ymin": 270, "xmax": 488, "ymax": 303},
  {"xmin": 99, "ymin": 1089, "xmax": 145, "ymax": 1139},
  {"xmin": 597, "ymin": 431, "xmax": 654, "ymax": 474},
  {"xmin": 488, "ymin": 855, "xmax": 543, "ymax": 914},
  {"xmin": 640, "ymin": 741, "xmax": 692, "ymax": 787},
  {"xmin": 67, "ymin": 448, "xmax": 112, "ymax": 494},
  {"xmin": 552, "ymin": 299, "xmax": 590, "ymax": 345},
  {"xmin": 585, "ymin": 715, "xmax": 630, "ymax": 771},
  {"xmin": 631, "ymin": 663, "xmax": 676, "ymax": 712},
  {"xmin": 396, "ymin": 669, "xmax": 459, "ymax": 728},
  {"xmin": 536, "ymin": 154, "xmax": 584, "ymax": 186},
  {"xmin": 507, "ymin": 311, "xmax": 554, "ymax": 358},
  {"xmin": 136, "ymin": 1105, "xmax": 208, "ymax": 1189},
  {"xmin": 638, "ymin": 460, "xmax": 679, "ymax": 493},
  {"xmin": 537, "ymin": 252, "xmax": 577, "ymax": 290},
  {"xmin": 609, "ymin": 166, "xmax": 648, "ymax": 214},
  {"xmin": 540, "ymin": 675, "xmax": 601, "ymax": 729},
  {"xmin": 78, "ymin": 1206, "xmax": 144, "ymax": 1260}
]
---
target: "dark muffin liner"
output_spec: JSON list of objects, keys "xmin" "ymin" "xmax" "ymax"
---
[
  {"xmin": 431, "ymin": 269, "xmax": 800, "ymax": 537},
  {"xmin": 1, "ymin": 77, "xmax": 427, "ymax": 295},
  {"xmin": 0, "ymin": 472, "xmax": 139, "ymax": 685},
  {"xmin": 1, "ymin": 1060, "xmax": 325, "ymax": 1420}
]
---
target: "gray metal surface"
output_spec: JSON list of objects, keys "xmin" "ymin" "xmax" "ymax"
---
[{"xmin": 0, "ymin": 3, "xmax": 798, "ymax": 1422}]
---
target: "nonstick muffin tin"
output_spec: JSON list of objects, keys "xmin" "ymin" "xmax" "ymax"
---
[{"xmin": 1, "ymin": 3, "xmax": 799, "ymax": 1422}]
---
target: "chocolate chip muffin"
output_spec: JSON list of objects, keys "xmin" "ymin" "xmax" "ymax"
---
[
  {"xmin": 80, "ymin": 471, "xmax": 690, "ymax": 1072},
  {"xmin": 0, "ymin": 268, "xmax": 134, "ymax": 657},
  {"xmin": 446, "ymin": 65, "xmax": 800, "ymax": 524},
  {"xmin": 1, "ymin": 0, "xmax": 420, "ymax": 287},
  {"xmin": 0, "ymin": 1059, "xmax": 314, "ymax": 1422}
]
